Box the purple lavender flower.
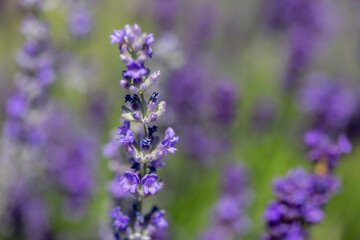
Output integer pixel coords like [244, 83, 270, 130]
[107, 24, 178, 239]
[6, 92, 28, 118]
[116, 121, 134, 144]
[161, 127, 179, 154]
[110, 29, 125, 44]
[119, 171, 140, 194]
[123, 60, 148, 80]
[299, 73, 358, 130]
[273, 168, 312, 205]
[304, 129, 351, 169]
[110, 207, 130, 228]
[308, 174, 340, 206]
[141, 174, 163, 195]
[151, 210, 168, 229]
[263, 166, 342, 239]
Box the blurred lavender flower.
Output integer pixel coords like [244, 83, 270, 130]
[2, 181, 51, 240]
[304, 129, 351, 170]
[167, 61, 238, 163]
[263, 167, 340, 239]
[110, 207, 129, 229]
[299, 73, 358, 132]
[42, 105, 97, 210]
[201, 163, 252, 240]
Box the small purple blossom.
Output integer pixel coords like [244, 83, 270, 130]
[110, 207, 129, 228]
[161, 127, 179, 154]
[110, 29, 125, 44]
[119, 171, 140, 194]
[299, 73, 358, 129]
[304, 130, 351, 168]
[273, 168, 312, 205]
[116, 121, 134, 144]
[263, 166, 341, 239]
[141, 174, 162, 195]
[6, 92, 28, 118]
[151, 210, 168, 229]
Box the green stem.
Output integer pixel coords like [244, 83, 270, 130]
[135, 92, 149, 219]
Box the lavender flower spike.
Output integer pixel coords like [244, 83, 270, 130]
[106, 24, 178, 239]
[118, 171, 140, 194]
[141, 174, 163, 195]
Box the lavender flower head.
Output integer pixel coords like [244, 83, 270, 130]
[304, 129, 351, 170]
[106, 24, 179, 239]
[118, 171, 140, 194]
[263, 167, 341, 240]
[299, 73, 358, 131]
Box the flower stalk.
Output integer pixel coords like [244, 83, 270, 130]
[107, 24, 178, 239]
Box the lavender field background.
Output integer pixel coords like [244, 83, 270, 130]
[1, 0, 360, 239]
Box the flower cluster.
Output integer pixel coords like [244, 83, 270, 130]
[42, 106, 97, 210]
[111, 24, 159, 93]
[304, 129, 351, 171]
[107, 24, 178, 239]
[262, 168, 340, 240]
[262, 130, 351, 239]
[201, 163, 251, 240]
[299, 73, 359, 133]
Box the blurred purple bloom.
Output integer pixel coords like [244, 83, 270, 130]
[110, 29, 125, 44]
[302, 205, 324, 223]
[304, 129, 351, 168]
[299, 73, 358, 129]
[6, 92, 27, 118]
[264, 202, 286, 222]
[273, 168, 312, 205]
[151, 210, 168, 229]
[110, 207, 129, 228]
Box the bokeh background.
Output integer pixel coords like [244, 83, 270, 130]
[0, 0, 360, 239]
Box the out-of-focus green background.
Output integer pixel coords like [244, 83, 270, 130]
[1, 0, 360, 239]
